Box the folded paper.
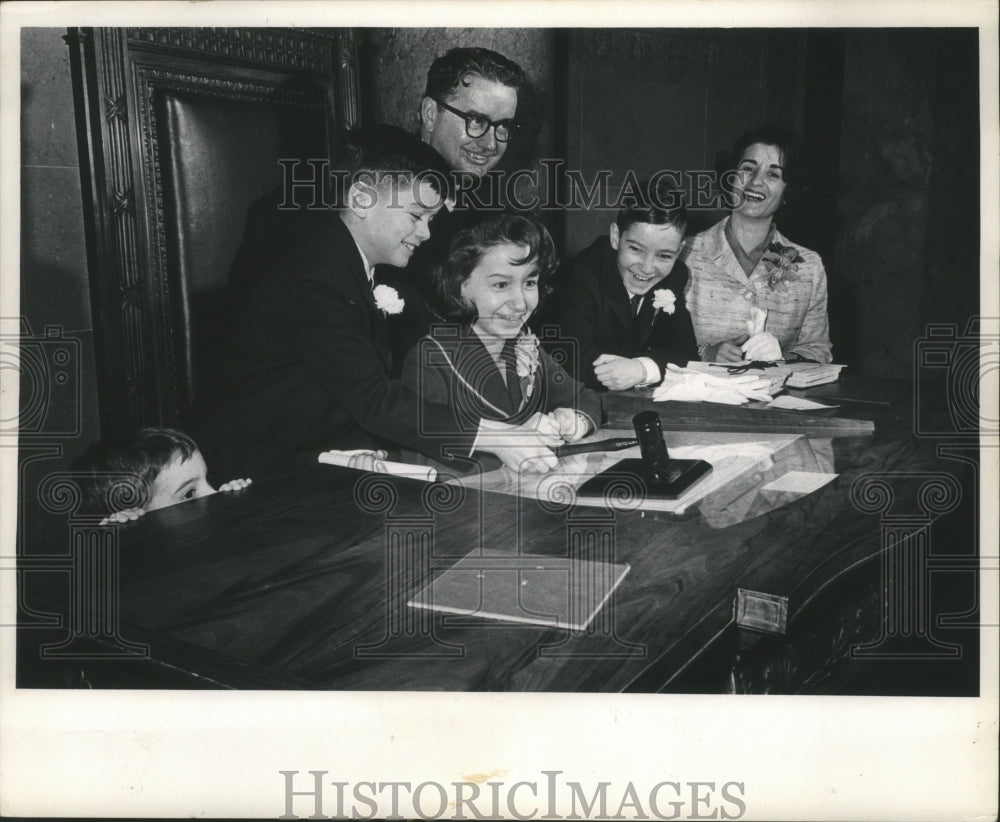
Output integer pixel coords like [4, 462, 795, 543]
[761, 470, 838, 495]
[784, 363, 846, 388]
[767, 395, 839, 411]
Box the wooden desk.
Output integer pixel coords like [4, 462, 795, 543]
[17, 378, 980, 693]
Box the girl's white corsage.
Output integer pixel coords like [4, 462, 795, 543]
[372, 284, 405, 315]
[514, 330, 541, 401]
[651, 288, 676, 315]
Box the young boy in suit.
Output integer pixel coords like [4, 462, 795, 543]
[197, 126, 563, 477]
[537, 189, 699, 391]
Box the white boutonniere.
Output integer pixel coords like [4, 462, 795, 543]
[372, 284, 405, 315]
[514, 330, 541, 400]
[651, 288, 676, 315]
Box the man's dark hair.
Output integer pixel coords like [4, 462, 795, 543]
[424, 47, 527, 102]
[430, 214, 557, 324]
[73, 426, 199, 516]
[337, 124, 454, 206]
[731, 125, 801, 187]
[615, 179, 688, 235]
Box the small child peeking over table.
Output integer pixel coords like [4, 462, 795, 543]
[75, 427, 253, 525]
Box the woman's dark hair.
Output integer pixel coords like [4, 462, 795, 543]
[430, 214, 558, 324]
[732, 125, 802, 187]
[73, 426, 199, 516]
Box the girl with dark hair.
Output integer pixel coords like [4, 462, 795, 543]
[683, 126, 832, 364]
[401, 215, 601, 471]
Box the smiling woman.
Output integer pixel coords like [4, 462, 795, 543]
[683, 126, 833, 365]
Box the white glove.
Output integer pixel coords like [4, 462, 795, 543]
[747, 307, 767, 337]
[741, 332, 782, 362]
[652, 365, 773, 405]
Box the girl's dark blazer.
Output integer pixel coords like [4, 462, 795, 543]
[400, 324, 602, 454]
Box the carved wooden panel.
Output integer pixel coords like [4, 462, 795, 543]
[65, 27, 361, 434]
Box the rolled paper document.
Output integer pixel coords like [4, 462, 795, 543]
[318, 449, 437, 482]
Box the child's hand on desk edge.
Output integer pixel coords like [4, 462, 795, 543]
[348, 450, 389, 473]
[100, 507, 145, 525]
[218, 478, 253, 492]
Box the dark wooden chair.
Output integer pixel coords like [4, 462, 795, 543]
[67, 27, 361, 433]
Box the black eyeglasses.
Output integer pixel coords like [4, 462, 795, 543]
[433, 98, 519, 143]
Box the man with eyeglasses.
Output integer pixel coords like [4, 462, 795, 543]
[380, 47, 530, 373]
[419, 47, 525, 179]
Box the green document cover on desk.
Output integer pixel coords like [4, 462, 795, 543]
[408, 551, 630, 631]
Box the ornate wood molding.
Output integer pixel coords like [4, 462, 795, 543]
[125, 27, 337, 74]
[67, 27, 361, 433]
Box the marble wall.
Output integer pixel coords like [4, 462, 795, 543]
[18, 27, 102, 531]
[833, 29, 979, 375]
[362, 28, 554, 224]
[560, 29, 807, 255]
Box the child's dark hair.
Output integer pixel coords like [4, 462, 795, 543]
[615, 178, 688, 235]
[335, 123, 453, 207]
[73, 427, 198, 516]
[430, 214, 558, 324]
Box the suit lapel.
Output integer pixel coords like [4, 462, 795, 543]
[329, 218, 392, 369]
[705, 216, 751, 285]
[502, 340, 524, 413]
[455, 333, 518, 416]
[599, 244, 634, 335]
[634, 295, 657, 349]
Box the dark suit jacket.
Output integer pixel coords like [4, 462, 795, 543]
[400, 324, 602, 473]
[195, 214, 471, 478]
[402, 324, 601, 433]
[536, 236, 699, 390]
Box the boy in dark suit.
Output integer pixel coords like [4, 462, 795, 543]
[197, 126, 562, 477]
[537, 191, 699, 391]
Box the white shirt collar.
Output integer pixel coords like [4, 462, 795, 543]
[350, 236, 374, 284]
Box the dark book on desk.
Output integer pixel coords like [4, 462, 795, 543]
[408, 551, 630, 631]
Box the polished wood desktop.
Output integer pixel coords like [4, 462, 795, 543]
[17, 377, 979, 693]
